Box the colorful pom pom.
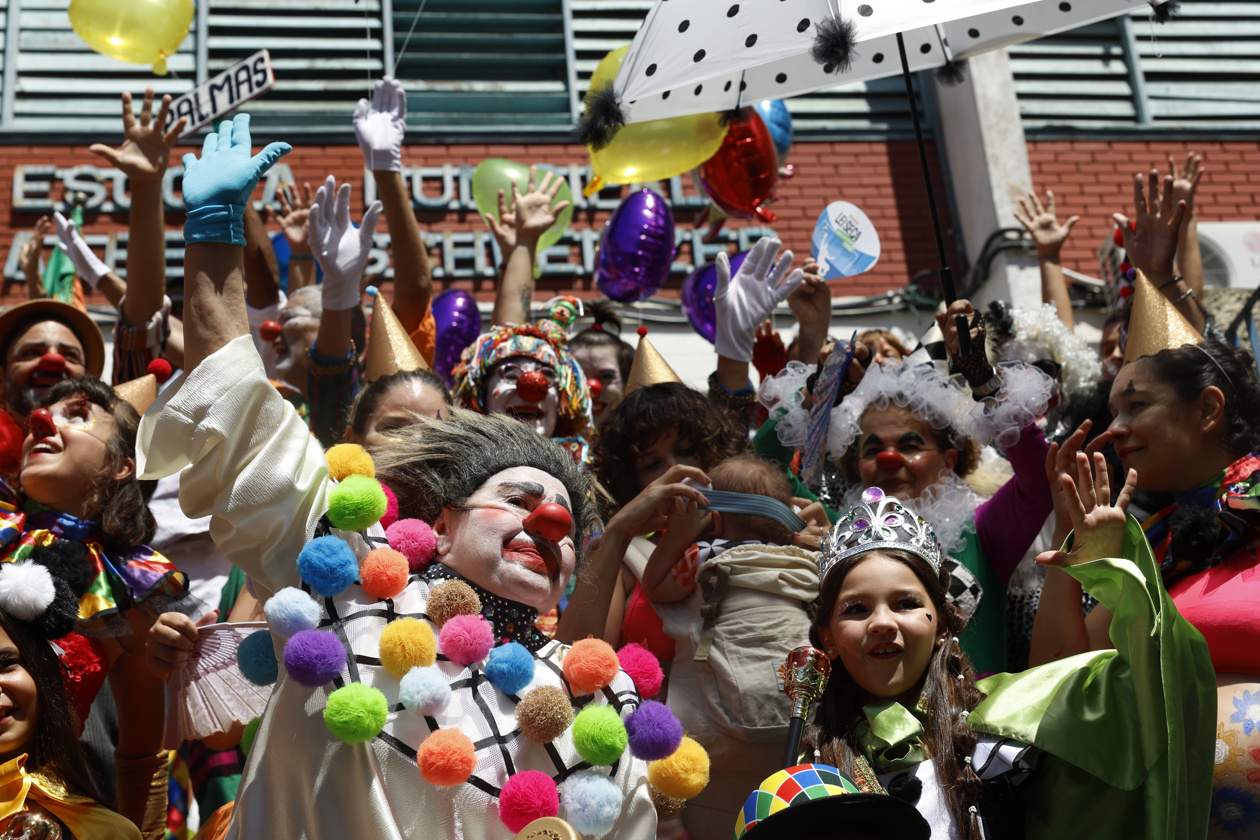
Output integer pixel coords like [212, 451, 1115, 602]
[325, 443, 376, 481]
[324, 683, 389, 744]
[426, 580, 481, 628]
[387, 519, 437, 570]
[380, 484, 399, 529]
[378, 617, 437, 678]
[560, 771, 624, 836]
[399, 665, 451, 715]
[297, 536, 359, 598]
[0, 561, 54, 621]
[438, 614, 494, 667]
[617, 643, 663, 699]
[263, 587, 321, 638]
[571, 705, 628, 766]
[359, 548, 409, 600]
[242, 716, 261, 755]
[498, 770, 559, 833]
[484, 642, 535, 696]
[647, 737, 709, 800]
[237, 629, 278, 686]
[416, 728, 477, 786]
[515, 686, 574, 744]
[563, 638, 620, 695]
[327, 474, 388, 532]
[625, 701, 683, 761]
[283, 630, 345, 687]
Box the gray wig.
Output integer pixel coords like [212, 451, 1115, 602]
[373, 408, 593, 559]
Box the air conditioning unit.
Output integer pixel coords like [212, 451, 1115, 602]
[1198, 222, 1260, 289]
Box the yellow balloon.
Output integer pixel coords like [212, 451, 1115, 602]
[584, 46, 728, 197]
[69, 0, 194, 76]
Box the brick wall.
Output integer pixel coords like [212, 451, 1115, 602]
[0, 139, 958, 308]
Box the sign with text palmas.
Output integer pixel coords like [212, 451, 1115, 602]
[164, 50, 275, 138]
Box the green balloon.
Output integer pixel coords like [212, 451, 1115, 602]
[472, 158, 574, 259]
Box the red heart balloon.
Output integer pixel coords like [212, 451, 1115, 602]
[698, 108, 780, 224]
[523, 503, 572, 544]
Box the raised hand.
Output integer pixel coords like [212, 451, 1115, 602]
[935, 298, 997, 393]
[90, 89, 187, 183]
[18, 216, 51, 280]
[483, 187, 518, 258]
[607, 464, 711, 538]
[752, 319, 787, 380]
[788, 259, 832, 332]
[1037, 451, 1136, 568]
[511, 166, 570, 241]
[265, 182, 314, 251]
[1014, 189, 1079, 259]
[714, 237, 804, 363]
[145, 610, 218, 679]
[1045, 420, 1092, 537]
[353, 75, 407, 173]
[181, 113, 291, 244]
[1167, 152, 1205, 217]
[307, 174, 383, 311]
[1113, 170, 1186, 286]
[53, 211, 110, 289]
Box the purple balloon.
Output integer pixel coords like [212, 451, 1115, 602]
[594, 188, 676, 303]
[681, 251, 749, 344]
[431, 289, 483, 387]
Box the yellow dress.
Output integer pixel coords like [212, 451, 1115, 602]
[0, 754, 139, 839]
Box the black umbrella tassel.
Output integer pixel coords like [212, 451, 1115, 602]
[812, 16, 857, 73]
[577, 83, 627, 152]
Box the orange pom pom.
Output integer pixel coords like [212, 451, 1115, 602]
[360, 548, 409, 600]
[562, 638, 621, 695]
[416, 728, 478, 787]
[326, 443, 376, 481]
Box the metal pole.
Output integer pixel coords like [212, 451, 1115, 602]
[195, 0, 209, 86]
[895, 31, 956, 303]
[1118, 14, 1153, 126]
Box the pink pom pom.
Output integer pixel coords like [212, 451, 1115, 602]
[379, 484, 399, 529]
[387, 519, 437, 571]
[498, 770, 559, 833]
[563, 638, 621, 696]
[617, 642, 664, 699]
[438, 614, 495, 667]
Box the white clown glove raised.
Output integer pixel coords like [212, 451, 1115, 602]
[353, 76, 407, 173]
[713, 237, 803, 363]
[307, 175, 383, 312]
[52, 212, 109, 290]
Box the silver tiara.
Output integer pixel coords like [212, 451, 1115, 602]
[819, 487, 944, 583]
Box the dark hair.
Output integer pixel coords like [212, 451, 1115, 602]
[708, 454, 795, 545]
[0, 610, 109, 807]
[805, 549, 985, 840]
[373, 408, 593, 565]
[570, 302, 635, 385]
[35, 378, 156, 551]
[348, 369, 453, 438]
[1142, 340, 1260, 458]
[1, 313, 87, 368]
[591, 383, 746, 509]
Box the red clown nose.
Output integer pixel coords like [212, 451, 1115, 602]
[516, 369, 550, 404]
[523, 503, 571, 545]
[37, 354, 66, 373]
[28, 408, 56, 439]
[875, 450, 905, 472]
[260, 321, 283, 343]
[589, 379, 603, 400]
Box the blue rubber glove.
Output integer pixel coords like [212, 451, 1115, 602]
[181, 113, 291, 245]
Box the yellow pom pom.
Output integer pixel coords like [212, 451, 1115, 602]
[326, 443, 376, 481]
[378, 617, 436, 678]
[647, 736, 709, 800]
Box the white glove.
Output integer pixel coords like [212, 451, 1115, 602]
[53, 211, 109, 290]
[713, 237, 803, 363]
[353, 75, 406, 173]
[307, 175, 383, 312]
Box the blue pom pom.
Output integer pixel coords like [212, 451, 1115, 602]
[263, 587, 322, 638]
[484, 641, 535, 696]
[398, 665, 451, 715]
[559, 771, 624, 835]
[297, 536, 359, 598]
[365, 285, 379, 298]
[238, 629, 278, 686]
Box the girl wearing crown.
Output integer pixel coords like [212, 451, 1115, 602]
[803, 448, 1214, 839]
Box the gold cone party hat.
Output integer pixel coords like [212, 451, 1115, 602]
[113, 374, 157, 415]
[365, 293, 430, 383]
[1123, 270, 1204, 364]
[624, 327, 683, 396]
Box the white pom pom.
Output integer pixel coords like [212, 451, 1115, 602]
[0, 562, 55, 621]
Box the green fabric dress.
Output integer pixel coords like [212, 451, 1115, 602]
[968, 516, 1215, 839]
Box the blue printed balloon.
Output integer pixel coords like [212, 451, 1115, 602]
[754, 99, 793, 163]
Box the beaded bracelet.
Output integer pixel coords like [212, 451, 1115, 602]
[707, 371, 757, 408]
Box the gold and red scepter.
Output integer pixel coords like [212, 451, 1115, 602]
[780, 646, 832, 768]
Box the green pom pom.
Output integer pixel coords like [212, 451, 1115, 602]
[327, 475, 388, 532]
[571, 704, 628, 766]
[242, 716, 261, 755]
[324, 682, 389, 744]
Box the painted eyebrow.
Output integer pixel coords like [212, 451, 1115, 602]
[498, 480, 571, 513]
[861, 433, 885, 449]
[898, 432, 925, 445]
